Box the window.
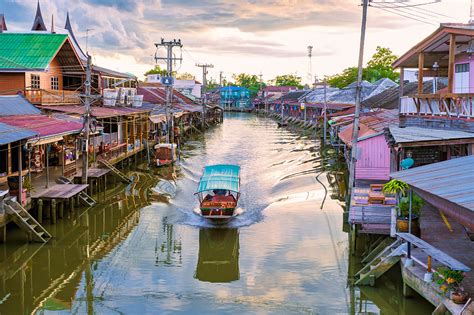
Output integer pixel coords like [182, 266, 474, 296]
[455, 63, 469, 73]
[31, 74, 40, 89]
[51, 76, 59, 90]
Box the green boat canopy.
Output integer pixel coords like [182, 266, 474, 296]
[196, 164, 240, 193]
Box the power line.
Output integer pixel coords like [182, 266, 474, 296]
[374, 3, 442, 24]
[372, 4, 438, 25]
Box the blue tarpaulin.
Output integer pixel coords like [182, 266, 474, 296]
[196, 164, 240, 193]
[0, 122, 36, 145]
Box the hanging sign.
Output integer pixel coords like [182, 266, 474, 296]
[161, 77, 174, 86]
[300, 103, 305, 110]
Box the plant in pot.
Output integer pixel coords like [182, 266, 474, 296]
[434, 267, 469, 304]
[22, 176, 35, 197]
[383, 179, 424, 236]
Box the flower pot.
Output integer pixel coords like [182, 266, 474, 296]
[396, 216, 420, 237]
[450, 291, 469, 304]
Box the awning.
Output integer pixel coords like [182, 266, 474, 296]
[391, 156, 474, 230]
[150, 115, 166, 124]
[196, 164, 240, 193]
[0, 115, 83, 144]
[0, 122, 36, 145]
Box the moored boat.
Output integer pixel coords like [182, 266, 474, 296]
[195, 164, 241, 220]
[154, 143, 177, 167]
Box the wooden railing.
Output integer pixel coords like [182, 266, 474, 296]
[24, 89, 81, 105]
[400, 94, 474, 119]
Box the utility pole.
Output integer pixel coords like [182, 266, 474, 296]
[323, 79, 328, 145]
[81, 54, 92, 184]
[307, 45, 313, 85]
[196, 63, 214, 129]
[219, 71, 223, 87]
[348, 0, 370, 201]
[154, 39, 183, 144]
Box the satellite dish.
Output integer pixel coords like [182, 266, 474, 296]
[401, 157, 414, 170]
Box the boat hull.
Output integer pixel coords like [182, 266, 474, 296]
[200, 207, 236, 220]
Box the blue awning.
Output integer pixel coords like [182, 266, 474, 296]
[196, 164, 240, 193]
[0, 122, 37, 145]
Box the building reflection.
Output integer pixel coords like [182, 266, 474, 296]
[0, 175, 152, 314]
[195, 228, 240, 283]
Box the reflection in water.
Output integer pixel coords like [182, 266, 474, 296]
[0, 113, 435, 314]
[195, 228, 239, 283]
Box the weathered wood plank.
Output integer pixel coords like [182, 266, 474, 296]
[397, 232, 471, 271]
[33, 184, 88, 200]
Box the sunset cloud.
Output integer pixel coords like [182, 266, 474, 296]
[1, 0, 470, 81]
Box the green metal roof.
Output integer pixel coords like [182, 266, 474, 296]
[196, 164, 241, 193]
[0, 33, 67, 70]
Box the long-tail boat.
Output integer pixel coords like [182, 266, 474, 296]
[195, 164, 241, 220]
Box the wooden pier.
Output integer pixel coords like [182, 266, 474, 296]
[74, 167, 111, 195]
[32, 184, 88, 224]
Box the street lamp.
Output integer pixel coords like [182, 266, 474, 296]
[432, 61, 439, 94]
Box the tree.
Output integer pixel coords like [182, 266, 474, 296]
[326, 46, 400, 88]
[272, 74, 303, 88]
[232, 73, 264, 97]
[207, 79, 219, 90]
[176, 72, 195, 80]
[144, 65, 168, 77]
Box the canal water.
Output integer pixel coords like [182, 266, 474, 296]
[0, 113, 434, 314]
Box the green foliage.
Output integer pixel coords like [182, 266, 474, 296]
[207, 79, 219, 90]
[144, 65, 169, 77]
[176, 72, 195, 80]
[326, 46, 400, 88]
[232, 73, 264, 97]
[272, 74, 303, 88]
[383, 179, 409, 196]
[434, 267, 465, 294]
[23, 176, 34, 193]
[398, 194, 424, 218]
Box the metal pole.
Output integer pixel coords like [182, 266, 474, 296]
[165, 45, 171, 144]
[45, 144, 49, 188]
[347, 0, 369, 200]
[323, 79, 328, 145]
[81, 54, 92, 184]
[408, 189, 413, 234]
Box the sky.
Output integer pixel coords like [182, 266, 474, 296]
[1, 0, 472, 83]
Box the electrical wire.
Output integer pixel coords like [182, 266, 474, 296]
[371, 4, 439, 25]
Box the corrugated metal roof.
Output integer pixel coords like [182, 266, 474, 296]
[38, 105, 150, 118]
[0, 115, 82, 138]
[0, 122, 36, 145]
[0, 95, 41, 115]
[391, 156, 474, 212]
[388, 125, 474, 144]
[0, 33, 67, 70]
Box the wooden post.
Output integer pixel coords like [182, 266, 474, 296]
[45, 144, 49, 188]
[0, 225, 6, 243]
[18, 140, 23, 206]
[448, 34, 456, 94]
[427, 255, 432, 273]
[58, 201, 64, 218]
[390, 207, 397, 238]
[399, 67, 405, 111]
[37, 199, 43, 224]
[51, 199, 57, 224]
[7, 143, 11, 175]
[418, 53, 424, 95]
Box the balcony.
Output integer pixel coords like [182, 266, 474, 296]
[400, 94, 474, 131]
[25, 89, 81, 105]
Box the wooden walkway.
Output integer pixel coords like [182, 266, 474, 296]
[32, 184, 88, 200]
[349, 185, 396, 235]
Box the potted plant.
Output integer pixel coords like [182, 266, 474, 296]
[23, 176, 34, 197]
[434, 267, 469, 304]
[383, 179, 424, 236]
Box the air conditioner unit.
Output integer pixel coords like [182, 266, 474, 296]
[132, 95, 143, 108]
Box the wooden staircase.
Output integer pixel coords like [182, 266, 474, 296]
[98, 159, 133, 184]
[56, 177, 97, 207]
[355, 239, 405, 286]
[5, 199, 51, 243]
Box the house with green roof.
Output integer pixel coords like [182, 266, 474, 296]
[0, 32, 84, 105]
